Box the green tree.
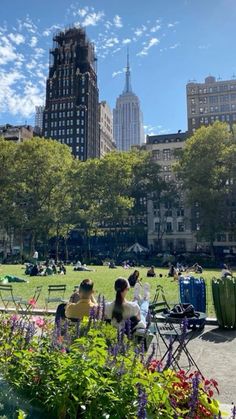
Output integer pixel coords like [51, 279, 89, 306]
[12, 138, 73, 256]
[175, 122, 236, 253]
[0, 139, 18, 257]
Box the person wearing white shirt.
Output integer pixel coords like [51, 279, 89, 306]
[105, 277, 147, 331]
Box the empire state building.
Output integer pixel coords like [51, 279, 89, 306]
[113, 55, 144, 151]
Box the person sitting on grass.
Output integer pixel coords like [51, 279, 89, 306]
[55, 279, 97, 323]
[221, 264, 232, 278]
[128, 269, 141, 287]
[147, 266, 156, 277]
[105, 278, 149, 333]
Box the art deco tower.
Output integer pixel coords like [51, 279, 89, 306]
[42, 27, 99, 160]
[113, 54, 144, 151]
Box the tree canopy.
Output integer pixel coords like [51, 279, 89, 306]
[174, 122, 236, 249]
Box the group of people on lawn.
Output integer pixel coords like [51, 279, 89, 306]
[55, 273, 150, 334]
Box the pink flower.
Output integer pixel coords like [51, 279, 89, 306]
[10, 314, 20, 322]
[28, 298, 37, 307]
[35, 317, 45, 328]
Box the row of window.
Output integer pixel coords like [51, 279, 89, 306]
[49, 102, 74, 111]
[192, 114, 236, 125]
[154, 222, 185, 233]
[46, 110, 85, 119]
[191, 104, 236, 114]
[188, 83, 236, 95]
[45, 120, 85, 129]
[153, 208, 185, 217]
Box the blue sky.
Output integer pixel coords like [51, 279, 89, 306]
[1, 0, 236, 135]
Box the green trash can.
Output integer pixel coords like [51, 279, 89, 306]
[212, 276, 236, 329]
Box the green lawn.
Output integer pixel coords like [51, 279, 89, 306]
[0, 264, 220, 316]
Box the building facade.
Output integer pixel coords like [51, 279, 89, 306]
[35, 106, 45, 135]
[187, 75, 236, 133]
[99, 101, 116, 157]
[143, 132, 196, 252]
[0, 124, 34, 142]
[42, 27, 99, 160]
[113, 54, 144, 151]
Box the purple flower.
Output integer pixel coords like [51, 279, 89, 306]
[25, 322, 36, 345]
[137, 384, 147, 419]
[188, 372, 200, 417]
[164, 336, 173, 369]
[124, 318, 132, 339]
[101, 296, 105, 320]
[76, 320, 81, 338]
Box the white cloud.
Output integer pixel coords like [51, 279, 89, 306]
[29, 36, 38, 47]
[42, 24, 62, 37]
[167, 21, 179, 28]
[137, 37, 159, 56]
[104, 21, 112, 29]
[122, 38, 131, 44]
[134, 25, 147, 37]
[198, 44, 211, 50]
[78, 7, 89, 17]
[8, 33, 25, 45]
[169, 43, 180, 49]
[112, 68, 125, 78]
[82, 12, 104, 27]
[104, 37, 119, 48]
[0, 36, 23, 65]
[18, 17, 38, 34]
[113, 15, 123, 28]
[150, 25, 161, 33]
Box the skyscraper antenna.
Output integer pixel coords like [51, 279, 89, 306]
[124, 47, 132, 93]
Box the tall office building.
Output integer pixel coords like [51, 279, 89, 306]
[113, 54, 144, 151]
[42, 27, 99, 160]
[35, 105, 44, 134]
[99, 101, 116, 157]
[187, 76, 236, 133]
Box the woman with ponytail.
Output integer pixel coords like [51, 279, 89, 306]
[105, 277, 145, 331]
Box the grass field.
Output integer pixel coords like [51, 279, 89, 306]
[0, 264, 221, 316]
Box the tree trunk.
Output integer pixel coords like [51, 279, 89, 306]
[30, 232, 35, 256]
[64, 237, 69, 262]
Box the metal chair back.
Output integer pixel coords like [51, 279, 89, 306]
[0, 284, 22, 311]
[45, 284, 67, 310]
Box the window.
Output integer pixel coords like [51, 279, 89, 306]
[220, 104, 230, 112]
[163, 149, 171, 160]
[166, 222, 173, 233]
[178, 222, 185, 232]
[209, 96, 218, 104]
[177, 208, 184, 217]
[152, 150, 160, 160]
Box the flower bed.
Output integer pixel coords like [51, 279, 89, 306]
[0, 312, 222, 419]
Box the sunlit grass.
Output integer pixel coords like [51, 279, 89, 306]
[0, 264, 220, 316]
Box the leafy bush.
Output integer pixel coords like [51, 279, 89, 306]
[0, 313, 221, 418]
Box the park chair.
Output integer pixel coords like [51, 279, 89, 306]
[149, 285, 201, 372]
[19, 286, 42, 319]
[45, 284, 67, 311]
[0, 284, 22, 312]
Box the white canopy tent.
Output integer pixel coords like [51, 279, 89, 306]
[125, 242, 149, 254]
